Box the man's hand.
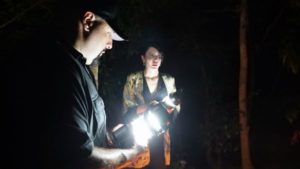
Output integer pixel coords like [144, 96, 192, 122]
[115, 146, 148, 169]
[122, 145, 147, 161]
[87, 145, 147, 169]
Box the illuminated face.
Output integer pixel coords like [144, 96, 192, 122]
[84, 16, 113, 65]
[142, 47, 163, 70]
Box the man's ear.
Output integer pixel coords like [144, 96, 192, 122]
[82, 11, 95, 32]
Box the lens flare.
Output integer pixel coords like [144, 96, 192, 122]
[131, 116, 153, 146]
[146, 111, 162, 132]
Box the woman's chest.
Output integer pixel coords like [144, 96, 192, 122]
[145, 78, 159, 93]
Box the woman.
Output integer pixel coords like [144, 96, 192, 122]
[122, 44, 180, 169]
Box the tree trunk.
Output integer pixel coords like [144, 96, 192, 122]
[239, 0, 254, 169]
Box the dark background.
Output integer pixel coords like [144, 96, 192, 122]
[1, 0, 299, 169]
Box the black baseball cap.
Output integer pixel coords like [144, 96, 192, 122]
[84, 0, 126, 41]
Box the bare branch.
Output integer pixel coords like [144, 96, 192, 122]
[0, 0, 48, 30]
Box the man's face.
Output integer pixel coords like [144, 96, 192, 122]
[84, 16, 113, 64]
[142, 47, 163, 70]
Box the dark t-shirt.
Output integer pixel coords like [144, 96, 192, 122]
[3, 37, 107, 169]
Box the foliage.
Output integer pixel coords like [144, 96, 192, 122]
[279, 0, 300, 74]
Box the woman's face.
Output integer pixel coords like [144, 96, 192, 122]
[142, 47, 163, 70]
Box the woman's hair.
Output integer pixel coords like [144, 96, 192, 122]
[140, 42, 165, 60]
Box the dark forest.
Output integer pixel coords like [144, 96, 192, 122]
[1, 0, 299, 169]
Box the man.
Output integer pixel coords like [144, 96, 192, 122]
[3, 0, 144, 169]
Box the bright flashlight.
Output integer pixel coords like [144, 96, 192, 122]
[146, 111, 162, 132]
[110, 108, 168, 147]
[110, 91, 182, 148]
[131, 110, 166, 146]
[131, 115, 153, 146]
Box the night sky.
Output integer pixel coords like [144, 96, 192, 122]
[1, 0, 299, 169]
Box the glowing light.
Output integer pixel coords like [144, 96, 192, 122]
[146, 111, 162, 132]
[131, 116, 153, 146]
[112, 93, 180, 147]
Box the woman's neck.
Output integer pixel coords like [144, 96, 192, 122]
[144, 69, 159, 78]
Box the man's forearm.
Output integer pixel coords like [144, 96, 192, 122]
[85, 147, 142, 169]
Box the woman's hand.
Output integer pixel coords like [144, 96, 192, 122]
[136, 105, 148, 114]
[149, 100, 159, 105]
[136, 100, 159, 114]
[166, 107, 175, 114]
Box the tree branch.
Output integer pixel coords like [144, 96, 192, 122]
[0, 0, 48, 30]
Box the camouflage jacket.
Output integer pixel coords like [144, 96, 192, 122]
[122, 71, 180, 168]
